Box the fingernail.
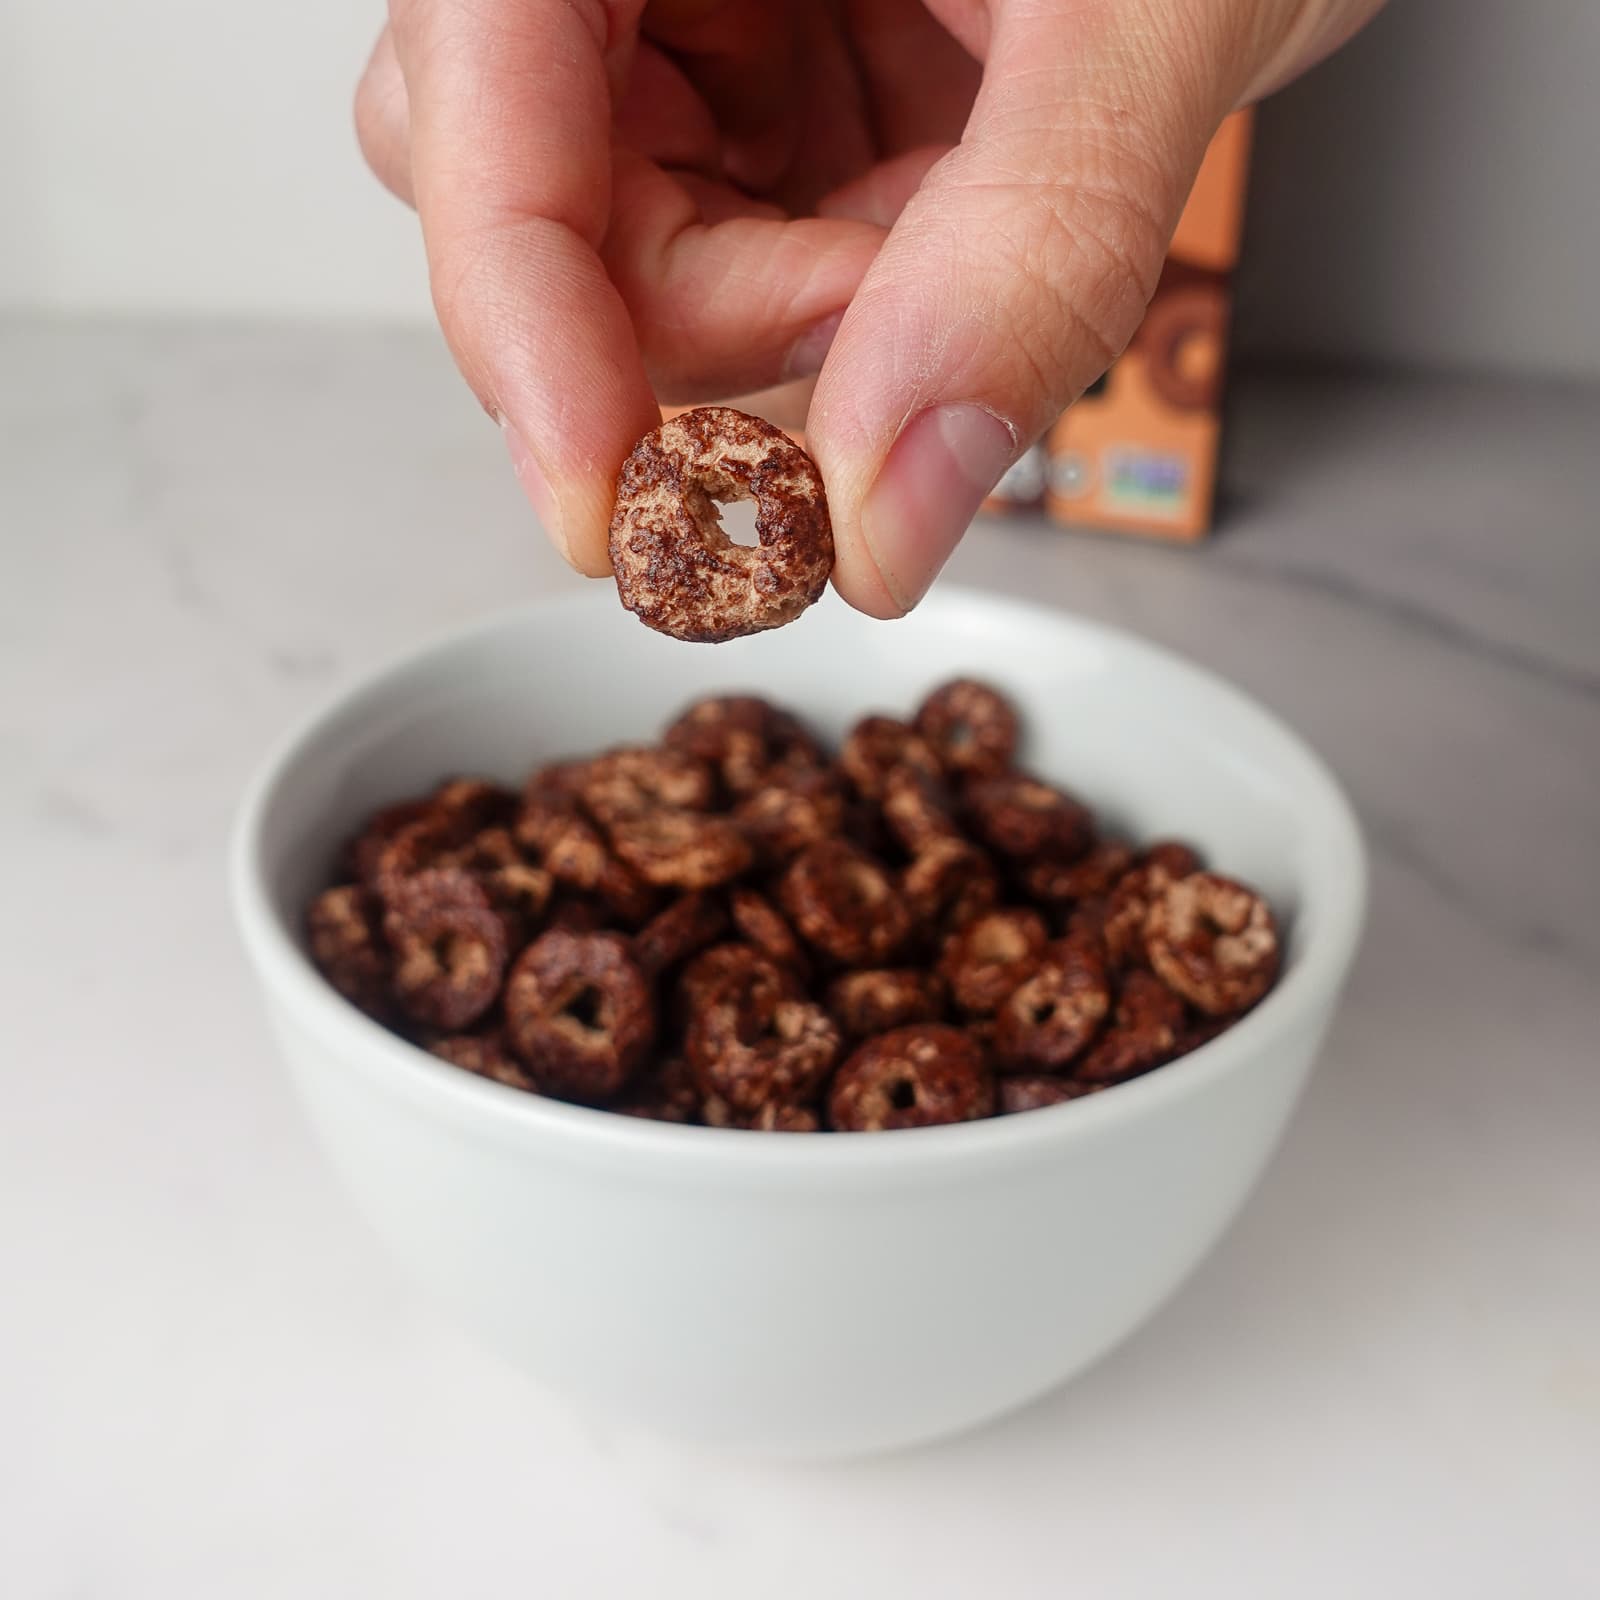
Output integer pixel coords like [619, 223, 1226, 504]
[860, 404, 1017, 611]
[501, 419, 570, 563]
[782, 312, 844, 383]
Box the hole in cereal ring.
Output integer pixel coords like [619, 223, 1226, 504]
[888, 1077, 917, 1112]
[717, 496, 761, 547]
[609, 408, 834, 643]
[564, 984, 605, 1032]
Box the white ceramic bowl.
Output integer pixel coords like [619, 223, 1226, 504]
[231, 586, 1365, 1459]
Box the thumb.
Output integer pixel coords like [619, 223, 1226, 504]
[807, 0, 1255, 617]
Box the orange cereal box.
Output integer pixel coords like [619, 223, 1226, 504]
[1041, 110, 1253, 540]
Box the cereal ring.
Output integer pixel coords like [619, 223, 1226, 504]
[431, 778, 518, 828]
[341, 798, 432, 885]
[610, 408, 834, 643]
[964, 772, 1093, 861]
[779, 839, 913, 968]
[824, 968, 947, 1039]
[424, 1030, 535, 1092]
[998, 1076, 1101, 1114]
[938, 907, 1049, 1016]
[687, 976, 841, 1116]
[1100, 842, 1204, 968]
[675, 943, 798, 1033]
[593, 857, 665, 928]
[1019, 840, 1135, 908]
[733, 768, 846, 864]
[441, 826, 554, 937]
[521, 759, 594, 807]
[382, 867, 511, 1031]
[838, 716, 941, 802]
[901, 837, 1001, 935]
[703, 1096, 821, 1132]
[1144, 872, 1280, 1016]
[828, 1025, 994, 1131]
[581, 747, 716, 816]
[1074, 969, 1187, 1084]
[603, 806, 753, 890]
[307, 884, 392, 1020]
[504, 929, 656, 1103]
[729, 887, 810, 977]
[663, 695, 824, 797]
[517, 797, 611, 890]
[633, 892, 730, 980]
[914, 679, 1019, 778]
[880, 765, 963, 856]
[613, 1055, 702, 1123]
[993, 933, 1111, 1071]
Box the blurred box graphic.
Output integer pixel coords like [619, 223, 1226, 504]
[987, 110, 1254, 540]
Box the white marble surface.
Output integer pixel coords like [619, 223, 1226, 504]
[3, 319, 1597, 1597]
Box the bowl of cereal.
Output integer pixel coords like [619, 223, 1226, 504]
[231, 584, 1365, 1459]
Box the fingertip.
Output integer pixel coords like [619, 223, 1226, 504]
[503, 418, 614, 577]
[558, 475, 620, 580]
[830, 550, 911, 621]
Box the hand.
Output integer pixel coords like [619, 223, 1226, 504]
[357, 0, 1382, 615]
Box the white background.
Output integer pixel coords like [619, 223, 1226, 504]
[4, 0, 1598, 379]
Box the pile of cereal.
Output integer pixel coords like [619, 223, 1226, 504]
[307, 683, 1282, 1132]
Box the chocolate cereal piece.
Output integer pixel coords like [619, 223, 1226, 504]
[307, 884, 392, 1020]
[703, 1096, 821, 1132]
[993, 933, 1111, 1071]
[914, 679, 1019, 778]
[1101, 842, 1204, 968]
[998, 1076, 1101, 1114]
[424, 1030, 535, 1092]
[964, 772, 1093, 861]
[613, 1055, 702, 1123]
[504, 929, 656, 1102]
[838, 715, 941, 802]
[732, 768, 846, 864]
[880, 765, 963, 856]
[728, 887, 810, 977]
[1144, 872, 1280, 1016]
[603, 805, 752, 891]
[663, 695, 824, 796]
[687, 960, 841, 1115]
[779, 839, 912, 968]
[828, 1025, 994, 1132]
[1075, 969, 1187, 1084]
[825, 968, 947, 1039]
[901, 837, 1001, 935]
[1020, 840, 1135, 908]
[632, 892, 730, 980]
[938, 907, 1049, 1016]
[382, 867, 511, 1031]
[609, 408, 834, 643]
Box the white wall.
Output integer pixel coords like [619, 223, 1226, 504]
[3, 0, 1597, 380]
[1237, 0, 1600, 380]
[1, 1, 429, 321]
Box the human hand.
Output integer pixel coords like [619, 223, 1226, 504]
[357, 0, 1382, 615]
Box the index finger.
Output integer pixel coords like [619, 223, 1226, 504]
[390, 0, 660, 572]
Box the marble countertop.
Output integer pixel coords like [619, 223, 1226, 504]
[4, 320, 1597, 1598]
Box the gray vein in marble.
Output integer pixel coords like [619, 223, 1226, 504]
[1364, 811, 1592, 972]
[35, 785, 116, 837]
[1214, 551, 1600, 703]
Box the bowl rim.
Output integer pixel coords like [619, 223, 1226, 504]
[230, 584, 1367, 1176]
